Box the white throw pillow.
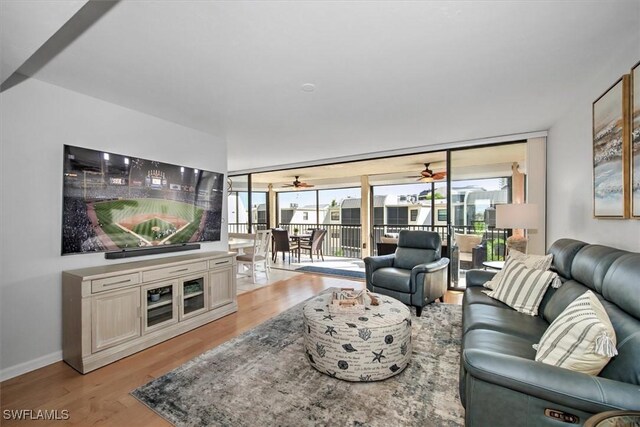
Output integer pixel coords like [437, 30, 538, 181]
[483, 250, 553, 290]
[483, 259, 558, 316]
[534, 291, 617, 375]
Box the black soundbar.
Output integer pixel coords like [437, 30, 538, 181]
[104, 243, 201, 259]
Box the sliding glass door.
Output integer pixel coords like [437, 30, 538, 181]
[448, 143, 526, 289]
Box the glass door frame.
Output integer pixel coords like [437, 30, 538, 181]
[141, 280, 179, 334]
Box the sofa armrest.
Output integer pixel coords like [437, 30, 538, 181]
[411, 258, 449, 295]
[364, 254, 395, 271]
[463, 349, 640, 413]
[364, 254, 396, 291]
[411, 258, 449, 277]
[465, 269, 497, 288]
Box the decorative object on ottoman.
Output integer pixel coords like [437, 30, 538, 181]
[329, 288, 378, 315]
[303, 292, 412, 381]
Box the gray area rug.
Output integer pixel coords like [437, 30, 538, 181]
[132, 295, 465, 427]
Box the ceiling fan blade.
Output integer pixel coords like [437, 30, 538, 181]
[432, 172, 447, 180]
[298, 183, 314, 188]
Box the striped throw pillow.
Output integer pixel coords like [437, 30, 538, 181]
[484, 251, 554, 290]
[534, 291, 617, 375]
[483, 259, 558, 316]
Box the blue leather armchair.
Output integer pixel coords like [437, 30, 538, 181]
[364, 230, 449, 316]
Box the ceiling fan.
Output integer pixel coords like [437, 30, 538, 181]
[282, 176, 314, 189]
[408, 163, 447, 182]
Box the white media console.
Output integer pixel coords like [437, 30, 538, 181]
[62, 251, 237, 374]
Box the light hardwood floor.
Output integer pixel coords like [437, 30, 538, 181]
[0, 274, 463, 426]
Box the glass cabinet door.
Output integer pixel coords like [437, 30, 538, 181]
[181, 275, 208, 320]
[143, 282, 178, 333]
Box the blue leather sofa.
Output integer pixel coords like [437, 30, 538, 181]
[460, 239, 640, 426]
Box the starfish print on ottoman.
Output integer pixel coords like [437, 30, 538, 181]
[372, 349, 386, 363]
[325, 326, 337, 337]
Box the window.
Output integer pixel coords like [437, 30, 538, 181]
[373, 207, 384, 225]
[341, 208, 360, 225]
[330, 211, 340, 221]
[280, 209, 294, 224]
[303, 212, 309, 220]
[386, 206, 408, 225]
[438, 209, 447, 222]
[410, 209, 418, 222]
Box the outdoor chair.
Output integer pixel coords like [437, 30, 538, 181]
[299, 229, 326, 262]
[272, 228, 299, 263]
[236, 229, 271, 283]
[364, 230, 449, 316]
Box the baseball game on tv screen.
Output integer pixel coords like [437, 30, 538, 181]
[62, 145, 224, 255]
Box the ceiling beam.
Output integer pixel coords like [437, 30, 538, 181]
[1, 0, 120, 93]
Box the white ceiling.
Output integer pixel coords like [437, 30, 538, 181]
[0, 0, 87, 83]
[2, 1, 639, 172]
[242, 143, 526, 189]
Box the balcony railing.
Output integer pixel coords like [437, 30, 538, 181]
[229, 222, 510, 264]
[228, 223, 268, 234]
[373, 224, 510, 262]
[278, 223, 362, 258]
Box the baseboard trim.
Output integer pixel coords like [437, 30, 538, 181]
[0, 351, 62, 382]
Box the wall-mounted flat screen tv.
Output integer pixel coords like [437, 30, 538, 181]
[62, 145, 223, 255]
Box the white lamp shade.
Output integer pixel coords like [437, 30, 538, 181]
[495, 203, 539, 229]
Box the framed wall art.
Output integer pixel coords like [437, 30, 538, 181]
[592, 75, 631, 218]
[631, 61, 640, 218]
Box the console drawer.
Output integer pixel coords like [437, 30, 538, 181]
[142, 261, 208, 282]
[91, 273, 140, 293]
[209, 258, 233, 269]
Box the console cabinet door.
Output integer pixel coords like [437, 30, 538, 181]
[180, 274, 208, 321]
[142, 281, 179, 334]
[209, 267, 234, 309]
[92, 288, 141, 353]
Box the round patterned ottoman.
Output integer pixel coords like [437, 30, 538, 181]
[302, 292, 412, 381]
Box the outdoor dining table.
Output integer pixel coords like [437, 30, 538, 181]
[289, 233, 311, 262]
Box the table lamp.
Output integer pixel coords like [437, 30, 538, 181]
[495, 203, 539, 254]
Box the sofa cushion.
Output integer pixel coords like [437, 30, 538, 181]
[371, 268, 411, 293]
[463, 329, 538, 360]
[463, 287, 509, 308]
[542, 280, 591, 324]
[547, 239, 588, 280]
[463, 303, 549, 342]
[601, 254, 640, 319]
[599, 299, 640, 386]
[535, 291, 617, 375]
[394, 231, 441, 270]
[483, 260, 558, 316]
[484, 251, 553, 290]
[570, 245, 627, 293]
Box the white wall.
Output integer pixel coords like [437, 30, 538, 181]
[547, 38, 640, 251]
[0, 79, 227, 380]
